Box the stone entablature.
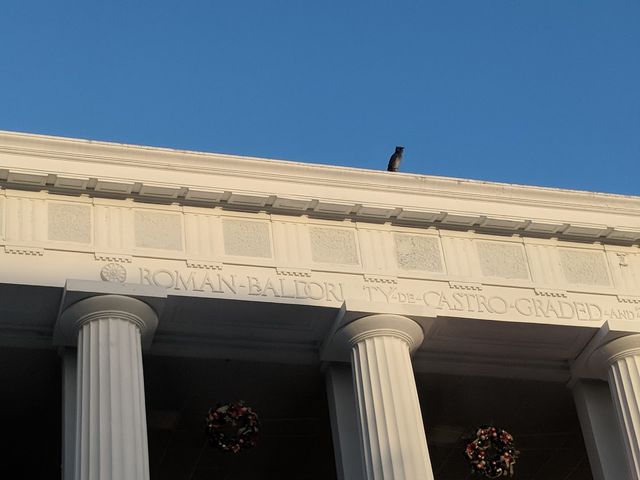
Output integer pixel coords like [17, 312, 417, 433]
[1, 187, 640, 328]
[2, 130, 640, 343]
[1, 130, 640, 245]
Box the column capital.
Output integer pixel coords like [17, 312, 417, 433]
[53, 279, 166, 350]
[597, 335, 640, 366]
[323, 314, 425, 362]
[571, 321, 640, 381]
[339, 314, 424, 350]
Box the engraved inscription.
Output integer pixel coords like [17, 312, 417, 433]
[48, 203, 91, 243]
[477, 241, 529, 280]
[138, 268, 344, 302]
[394, 234, 443, 272]
[223, 219, 272, 258]
[363, 286, 605, 321]
[560, 249, 610, 286]
[310, 227, 359, 265]
[134, 211, 183, 250]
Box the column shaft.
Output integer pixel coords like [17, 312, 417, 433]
[351, 335, 433, 480]
[325, 363, 365, 480]
[62, 349, 78, 480]
[571, 379, 630, 480]
[608, 355, 640, 480]
[75, 316, 150, 480]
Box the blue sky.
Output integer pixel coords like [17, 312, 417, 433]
[1, 1, 639, 194]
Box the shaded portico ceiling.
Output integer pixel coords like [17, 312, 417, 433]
[0, 281, 599, 383]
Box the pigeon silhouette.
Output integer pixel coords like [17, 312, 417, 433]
[387, 146, 404, 172]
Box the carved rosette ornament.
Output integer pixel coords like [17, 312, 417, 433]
[101, 263, 127, 283]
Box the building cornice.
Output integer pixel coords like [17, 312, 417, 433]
[1, 130, 639, 244]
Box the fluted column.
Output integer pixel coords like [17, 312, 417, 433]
[570, 379, 631, 480]
[57, 294, 159, 480]
[598, 335, 640, 480]
[337, 314, 433, 480]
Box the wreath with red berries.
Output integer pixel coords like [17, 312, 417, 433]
[205, 402, 260, 453]
[464, 426, 519, 478]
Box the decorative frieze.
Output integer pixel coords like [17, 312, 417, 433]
[2, 188, 640, 305]
[476, 241, 529, 280]
[534, 288, 568, 298]
[5, 196, 47, 242]
[272, 221, 308, 265]
[48, 203, 91, 244]
[94, 253, 132, 263]
[560, 248, 611, 287]
[0, 195, 4, 240]
[364, 274, 398, 284]
[310, 226, 359, 265]
[276, 267, 311, 277]
[448, 281, 483, 291]
[134, 210, 183, 251]
[617, 295, 640, 304]
[186, 259, 223, 270]
[94, 205, 129, 251]
[223, 219, 272, 258]
[394, 234, 444, 272]
[4, 245, 44, 256]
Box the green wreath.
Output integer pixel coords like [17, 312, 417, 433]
[465, 426, 519, 478]
[205, 401, 260, 453]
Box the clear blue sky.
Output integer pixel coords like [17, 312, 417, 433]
[1, 1, 639, 194]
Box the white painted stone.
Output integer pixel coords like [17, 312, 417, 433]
[0, 194, 4, 240]
[48, 202, 92, 243]
[596, 335, 640, 479]
[476, 240, 529, 280]
[394, 234, 443, 272]
[336, 315, 434, 480]
[223, 218, 272, 258]
[325, 363, 365, 480]
[5, 130, 640, 479]
[6, 195, 47, 242]
[560, 248, 611, 286]
[62, 349, 78, 480]
[571, 379, 631, 480]
[134, 210, 182, 251]
[310, 226, 359, 265]
[58, 294, 159, 480]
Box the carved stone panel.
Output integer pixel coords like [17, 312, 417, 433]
[48, 203, 91, 243]
[310, 226, 359, 265]
[559, 248, 611, 286]
[223, 219, 272, 258]
[134, 210, 183, 251]
[476, 241, 529, 280]
[394, 234, 444, 272]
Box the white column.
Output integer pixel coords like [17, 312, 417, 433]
[57, 294, 159, 480]
[571, 379, 631, 480]
[62, 348, 78, 480]
[324, 363, 365, 480]
[336, 314, 433, 480]
[597, 335, 640, 480]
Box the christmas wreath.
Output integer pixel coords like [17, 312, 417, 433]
[205, 401, 260, 453]
[464, 426, 519, 478]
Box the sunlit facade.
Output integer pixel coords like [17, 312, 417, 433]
[1, 130, 638, 479]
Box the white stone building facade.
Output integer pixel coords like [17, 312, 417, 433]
[1, 130, 639, 479]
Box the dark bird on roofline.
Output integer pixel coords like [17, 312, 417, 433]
[387, 146, 404, 172]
